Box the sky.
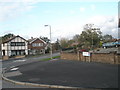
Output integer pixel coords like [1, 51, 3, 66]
[0, 0, 119, 42]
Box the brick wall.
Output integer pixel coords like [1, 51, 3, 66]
[14, 55, 25, 59]
[61, 52, 120, 64]
[2, 55, 25, 60]
[2, 56, 9, 60]
[115, 54, 120, 64]
[61, 52, 78, 61]
[91, 53, 115, 64]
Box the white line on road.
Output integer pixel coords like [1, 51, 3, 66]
[13, 59, 26, 62]
[50, 59, 58, 61]
[11, 67, 19, 71]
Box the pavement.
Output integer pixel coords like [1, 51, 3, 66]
[3, 59, 118, 89]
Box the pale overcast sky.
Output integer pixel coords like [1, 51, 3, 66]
[0, 0, 118, 42]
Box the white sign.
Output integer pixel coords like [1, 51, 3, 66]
[82, 52, 90, 56]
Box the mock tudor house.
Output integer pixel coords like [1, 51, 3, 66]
[28, 38, 47, 55]
[1, 35, 28, 60]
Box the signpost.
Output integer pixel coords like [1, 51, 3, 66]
[82, 52, 91, 62]
[82, 52, 90, 56]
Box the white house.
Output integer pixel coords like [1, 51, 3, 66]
[1, 35, 28, 59]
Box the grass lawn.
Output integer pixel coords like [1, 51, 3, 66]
[41, 56, 60, 61]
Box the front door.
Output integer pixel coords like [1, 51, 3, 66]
[2, 50, 5, 56]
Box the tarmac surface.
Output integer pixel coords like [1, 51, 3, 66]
[4, 59, 118, 88]
[2, 53, 60, 89]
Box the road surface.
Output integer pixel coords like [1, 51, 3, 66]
[4, 59, 118, 88]
[1, 53, 60, 89]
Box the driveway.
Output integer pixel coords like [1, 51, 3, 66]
[4, 59, 118, 88]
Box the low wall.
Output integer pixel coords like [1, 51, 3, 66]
[2, 55, 25, 60]
[2, 56, 9, 60]
[115, 54, 120, 64]
[91, 53, 115, 64]
[14, 55, 25, 59]
[61, 52, 120, 64]
[61, 53, 78, 61]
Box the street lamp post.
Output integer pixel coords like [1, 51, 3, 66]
[44, 25, 53, 60]
[91, 29, 94, 51]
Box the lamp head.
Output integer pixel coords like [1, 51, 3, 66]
[44, 25, 49, 27]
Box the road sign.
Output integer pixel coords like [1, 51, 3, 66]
[82, 52, 90, 56]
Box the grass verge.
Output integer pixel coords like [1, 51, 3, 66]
[41, 56, 60, 61]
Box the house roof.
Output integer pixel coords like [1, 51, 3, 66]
[2, 35, 27, 43]
[71, 42, 79, 46]
[28, 38, 46, 44]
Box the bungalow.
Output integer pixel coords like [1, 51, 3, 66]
[28, 38, 47, 55]
[1, 35, 28, 60]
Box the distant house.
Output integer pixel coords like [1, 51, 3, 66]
[1, 35, 28, 60]
[71, 42, 79, 47]
[28, 38, 47, 55]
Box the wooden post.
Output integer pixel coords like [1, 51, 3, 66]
[77, 51, 80, 61]
[89, 56, 90, 62]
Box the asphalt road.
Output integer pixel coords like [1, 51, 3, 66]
[2, 52, 60, 69]
[1, 52, 60, 89]
[4, 59, 118, 88]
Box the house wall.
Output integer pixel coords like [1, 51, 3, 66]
[28, 39, 46, 55]
[1, 36, 28, 57]
[10, 37, 28, 53]
[1, 43, 9, 56]
[1, 43, 8, 50]
[29, 39, 46, 49]
[0, 51, 2, 59]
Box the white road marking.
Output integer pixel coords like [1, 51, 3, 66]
[11, 67, 18, 71]
[50, 59, 58, 61]
[13, 59, 26, 62]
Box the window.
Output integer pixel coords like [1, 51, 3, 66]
[32, 43, 44, 47]
[11, 50, 25, 56]
[11, 42, 25, 46]
[32, 43, 36, 47]
[40, 43, 43, 46]
[2, 50, 5, 56]
[11, 42, 15, 46]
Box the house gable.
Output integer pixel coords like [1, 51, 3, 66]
[3, 35, 27, 44]
[28, 38, 47, 50]
[28, 38, 47, 55]
[10, 36, 27, 43]
[29, 38, 46, 44]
